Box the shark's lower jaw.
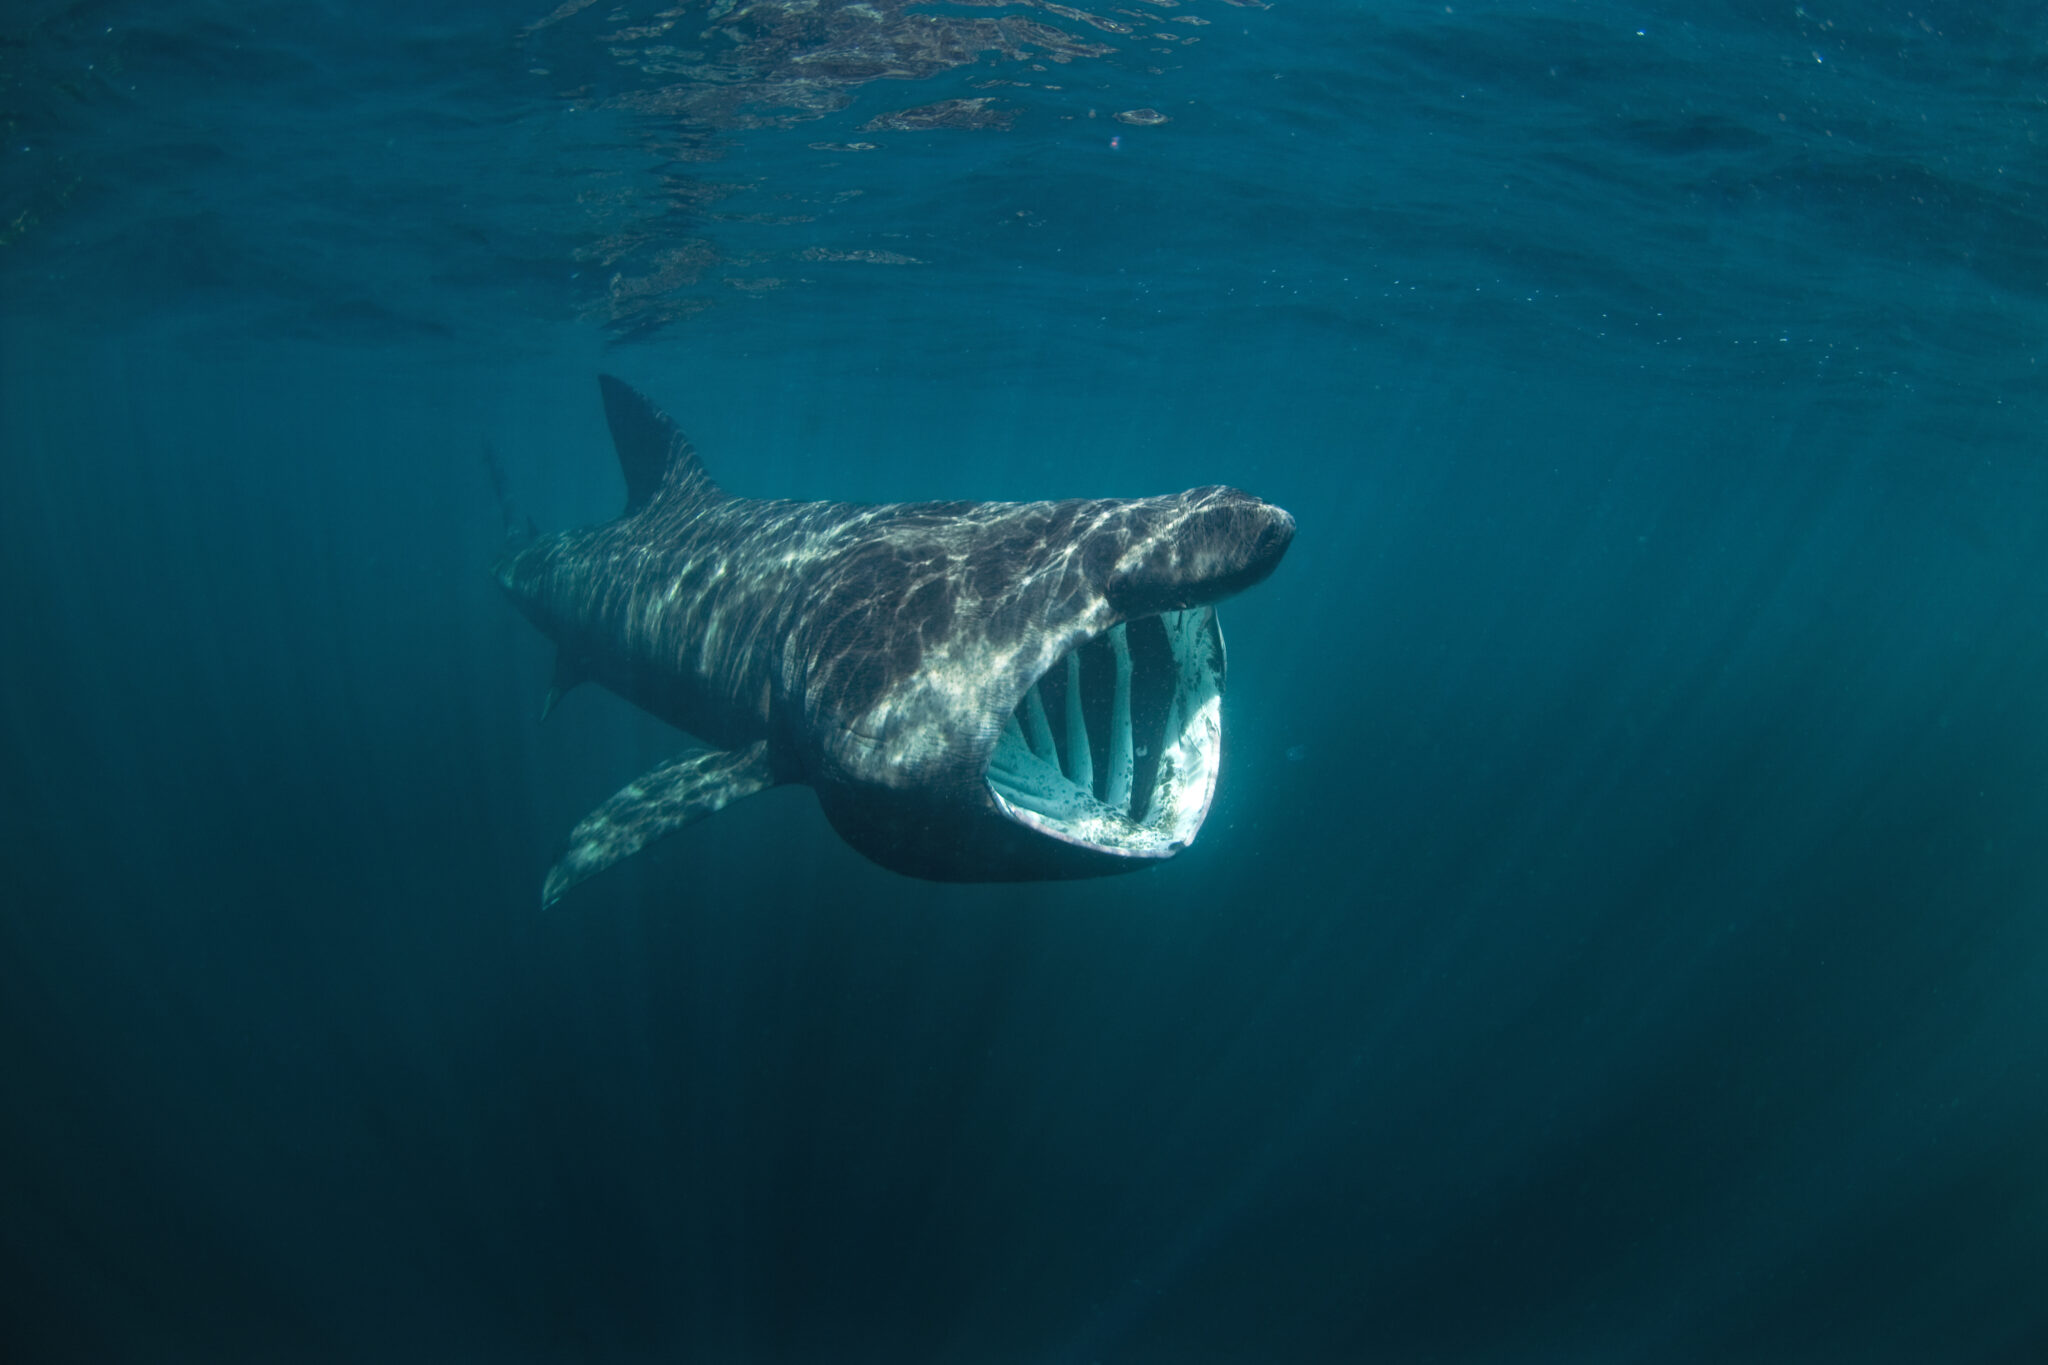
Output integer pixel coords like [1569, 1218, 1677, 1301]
[986, 607, 1225, 860]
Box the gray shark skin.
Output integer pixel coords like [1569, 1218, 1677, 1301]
[497, 376, 1295, 905]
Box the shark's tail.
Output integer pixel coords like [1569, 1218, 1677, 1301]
[482, 441, 539, 547]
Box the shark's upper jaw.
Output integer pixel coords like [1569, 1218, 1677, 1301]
[984, 605, 1226, 861]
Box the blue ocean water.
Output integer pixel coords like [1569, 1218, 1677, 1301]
[3, 1, 2046, 1360]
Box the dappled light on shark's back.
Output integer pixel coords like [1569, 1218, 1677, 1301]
[495, 376, 1294, 904]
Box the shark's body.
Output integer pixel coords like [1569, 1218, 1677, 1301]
[498, 376, 1294, 905]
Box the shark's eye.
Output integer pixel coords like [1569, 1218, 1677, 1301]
[985, 607, 1224, 858]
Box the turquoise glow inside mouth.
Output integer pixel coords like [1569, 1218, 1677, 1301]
[986, 607, 1224, 858]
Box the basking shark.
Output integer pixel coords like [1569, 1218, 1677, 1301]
[497, 376, 1294, 905]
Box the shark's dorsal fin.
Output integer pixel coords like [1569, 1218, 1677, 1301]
[598, 374, 723, 516]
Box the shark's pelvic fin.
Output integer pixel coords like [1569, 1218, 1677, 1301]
[542, 740, 781, 908]
[598, 373, 723, 516]
[540, 648, 588, 721]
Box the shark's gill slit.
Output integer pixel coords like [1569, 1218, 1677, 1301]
[986, 607, 1225, 857]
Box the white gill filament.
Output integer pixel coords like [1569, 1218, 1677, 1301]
[1024, 681, 1058, 762]
[1105, 623, 1133, 813]
[1064, 651, 1094, 794]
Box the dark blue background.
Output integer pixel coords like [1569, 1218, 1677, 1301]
[4, 2, 2046, 1360]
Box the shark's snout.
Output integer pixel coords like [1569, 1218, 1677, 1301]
[1104, 486, 1296, 619]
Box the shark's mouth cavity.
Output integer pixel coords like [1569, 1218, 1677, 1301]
[986, 607, 1225, 859]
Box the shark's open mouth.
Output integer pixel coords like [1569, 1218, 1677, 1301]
[986, 607, 1225, 858]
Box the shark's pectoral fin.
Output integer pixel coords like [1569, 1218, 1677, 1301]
[542, 740, 781, 907]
